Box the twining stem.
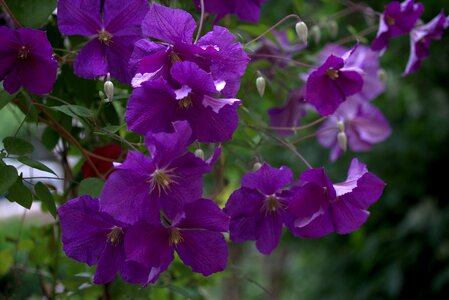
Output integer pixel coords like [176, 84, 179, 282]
[245, 14, 302, 47]
[254, 117, 327, 131]
[274, 136, 313, 169]
[0, 0, 22, 28]
[194, 0, 205, 43]
[336, 25, 377, 45]
[249, 53, 313, 68]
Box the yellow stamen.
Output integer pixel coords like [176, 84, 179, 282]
[107, 226, 124, 246]
[326, 68, 339, 80]
[98, 30, 113, 45]
[169, 229, 184, 246]
[149, 168, 178, 195]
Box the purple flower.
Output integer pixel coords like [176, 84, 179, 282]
[58, 195, 149, 284]
[404, 11, 449, 76]
[305, 46, 364, 116]
[130, 4, 249, 98]
[193, 0, 266, 23]
[224, 163, 294, 255]
[268, 89, 307, 136]
[318, 98, 391, 161]
[125, 199, 229, 283]
[57, 0, 148, 83]
[100, 121, 220, 224]
[126, 61, 241, 143]
[372, 0, 424, 53]
[288, 158, 385, 238]
[0, 27, 57, 95]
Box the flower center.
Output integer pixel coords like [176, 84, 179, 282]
[107, 226, 124, 246]
[326, 68, 339, 80]
[178, 95, 193, 109]
[169, 228, 184, 246]
[98, 30, 113, 45]
[386, 16, 395, 26]
[17, 46, 29, 60]
[149, 168, 178, 195]
[264, 195, 281, 214]
[169, 51, 182, 63]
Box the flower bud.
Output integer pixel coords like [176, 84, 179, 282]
[310, 25, 321, 44]
[194, 149, 205, 160]
[336, 121, 345, 132]
[256, 76, 266, 97]
[295, 21, 308, 44]
[337, 132, 348, 152]
[328, 20, 338, 38]
[104, 80, 114, 102]
[253, 162, 262, 171]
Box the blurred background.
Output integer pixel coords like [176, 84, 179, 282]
[1, 0, 449, 299]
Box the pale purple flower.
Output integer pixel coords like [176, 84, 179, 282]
[305, 46, 364, 116]
[129, 4, 249, 98]
[100, 121, 220, 224]
[57, 0, 148, 83]
[224, 163, 294, 255]
[318, 98, 391, 161]
[58, 195, 149, 284]
[288, 158, 385, 238]
[125, 199, 229, 284]
[404, 11, 449, 76]
[268, 89, 307, 136]
[126, 62, 241, 143]
[193, 0, 267, 22]
[0, 27, 57, 95]
[372, 0, 424, 53]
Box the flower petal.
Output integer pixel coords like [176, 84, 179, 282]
[103, 0, 148, 36]
[179, 199, 230, 232]
[74, 39, 108, 80]
[93, 242, 124, 284]
[255, 212, 283, 255]
[57, 0, 101, 36]
[242, 163, 293, 195]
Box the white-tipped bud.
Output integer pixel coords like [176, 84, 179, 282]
[63, 37, 71, 50]
[337, 132, 348, 152]
[295, 21, 308, 44]
[253, 162, 263, 172]
[378, 69, 387, 83]
[104, 80, 114, 102]
[336, 121, 345, 132]
[310, 25, 321, 44]
[328, 20, 338, 38]
[256, 76, 266, 97]
[194, 149, 205, 160]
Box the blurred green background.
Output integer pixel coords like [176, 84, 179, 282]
[1, 0, 449, 299]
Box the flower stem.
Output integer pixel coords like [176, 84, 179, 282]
[0, 0, 22, 28]
[194, 0, 205, 43]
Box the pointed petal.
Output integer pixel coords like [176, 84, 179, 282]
[57, 0, 101, 36]
[242, 163, 293, 195]
[74, 39, 108, 79]
[331, 198, 370, 234]
[103, 0, 148, 36]
[171, 61, 217, 94]
[255, 212, 283, 255]
[298, 168, 336, 199]
[179, 199, 230, 232]
[93, 242, 124, 284]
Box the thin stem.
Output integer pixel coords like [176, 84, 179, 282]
[194, 0, 205, 43]
[335, 25, 377, 45]
[257, 117, 327, 131]
[245, 14, 302, 47]
[0, 0, 22, 27]
[249, 53, 313, 68]
[274, 136, 313, 169]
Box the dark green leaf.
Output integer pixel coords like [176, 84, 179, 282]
[6, 177, 33, 209]
[41, 127, 59, 150]
[18, 156, 57, 176]
[0, 165, 18, 194]
[3, 136, 34, 155]
[5, 0, 57, 28]
[0, 84, 15, 111]
[0, 249, 13, 276]
[79, 178, 104, 198]
[52, 105, 94, 119]
[34, 182, 57, 218]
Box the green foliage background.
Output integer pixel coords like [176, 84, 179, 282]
[1, 0, 449, 299]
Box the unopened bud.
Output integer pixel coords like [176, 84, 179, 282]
[295, 21, 308, 44]
[104, 80, 114, 102]
[194, 149, 205, 160]
[328, 20, 338, 38]
[253, 162, 262, 171]
[256, 76, 266, 97]
[310, 25, 321, 44]
[336, 121, 345, 132]
[63, 37, 71, 50]
[378, 69, 387, 83]
[337, 132, 347, 152]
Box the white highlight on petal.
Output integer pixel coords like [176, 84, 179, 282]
[175, 85, 192, 100]
[214, 80, 226, 92]
[202, 95, 240, 113]
[200, 45, 220, 51]
[131, 70, 161, 88]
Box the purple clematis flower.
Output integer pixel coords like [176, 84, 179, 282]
[268, 89, 307, 136]
[305, 46, 364, 116]
[58, 195, 149, 284]
[372, 0, 424, 53]
[100, 121, 220, 224]
[57, 0, 148, 83]
[288, 158, 385, 238]
[127, 61, 241, 143]
[224, 163, 294, 255]
[193, 0, 267, 22]
[404, 11, 449, 76]
[0, 27, 57, 95]
[318, 98, 391, 161]
[125, 199, 230, 284]
[129, 4, 249, 98]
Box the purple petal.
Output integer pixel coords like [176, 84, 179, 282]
[179, 199, 230, 232]
[242, 163, 293, 195]
[114, 151, 155, 176]
[106, 35, 141, 83]
[255, 212, 283, 255]
[268, 89, 306, 136]
[177, 230, 228, 276]
[57, 0, 101, 36]
[103, 0, 148, 36]
[294, 206, 335, 238]
[337, 69, 364, 97]
[0, 27, 18, 80]
[330, 198, 370, 234]
[298, 168, 336, 199]
[171, 61, 217, 94]
[74, 39, 108, 79]
[93, 242, 124, 284]
[142, 4, 196, 44]
[18, 55, 58, 95]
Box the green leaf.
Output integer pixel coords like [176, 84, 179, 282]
[41, 127, 60, 150]
[0, 165, 18, 194]
[3, 136, 34, 155]
[5, 0, 57, 28]
[6, 177, 33, 209]
[0, 83, 15, 111]
[52, 105, 94, 119]
[18, 156, 57, 175]
[79, 178, 104, 198]
[0, 249, 13, 276]
[35, 182, 57, 218]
